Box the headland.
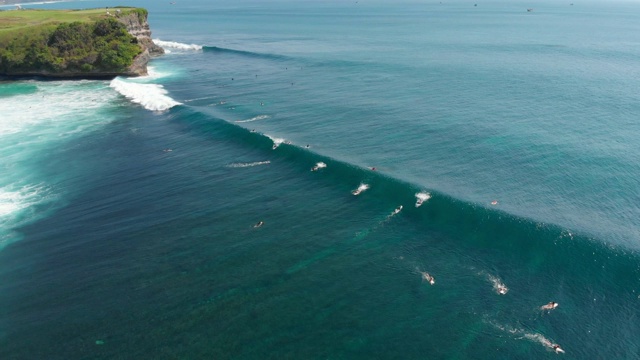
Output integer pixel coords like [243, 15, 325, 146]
[0, 7, 163, 78]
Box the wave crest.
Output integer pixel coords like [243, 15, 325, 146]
[154, 39, 203, 51]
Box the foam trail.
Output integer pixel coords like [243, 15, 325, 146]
[390, 205, 403, 216]
[487, 274, 508, 295]
[352, 183, 370, 196]
[110, 78, 181, 111]
[523, 333, 565, 353]
[490, 322, 564, 353]
[226, 161, 271, 168]
[154, 39, 203, 51]
[415, 192, 431, 207]
[235, 115, 270, 123]
[419, 270, 435, 285]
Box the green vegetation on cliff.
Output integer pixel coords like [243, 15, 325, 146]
[0, 8, 147, 75]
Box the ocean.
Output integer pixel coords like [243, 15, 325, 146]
[1, 0, 639, 358]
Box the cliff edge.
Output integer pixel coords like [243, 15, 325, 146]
[115, 9, 164, 76]
[0, 7, 164, 78]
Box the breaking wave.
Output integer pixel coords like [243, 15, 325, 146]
[154, 39, 203, 51]
[110, 78, 181, 111]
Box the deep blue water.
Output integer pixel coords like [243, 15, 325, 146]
[1, 0, 640, 358]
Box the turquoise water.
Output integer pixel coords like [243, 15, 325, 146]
[1, 0, 640, 358]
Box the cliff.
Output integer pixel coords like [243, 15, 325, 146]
[0, 8, 164, 78]
[114, 9, 164, 76]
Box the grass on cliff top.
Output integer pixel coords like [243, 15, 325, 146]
[0, 7, 145, 45]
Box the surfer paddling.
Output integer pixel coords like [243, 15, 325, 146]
[541, 302, 558, 311]
[392, 205, 403, 215]
[421, 272, 435, 285]
[253, 221, 264, 228]
[552, 344, 565, 354]
[497, 285, 508, 295]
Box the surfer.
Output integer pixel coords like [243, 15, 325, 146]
[552, 344, 564, 353]
[541, 302, 558, 310]
[311, 162, 326, 172]
[491, 200, 498, 205]
[421, 272, 435, 285]
[253, 221, 264, 228]
[415, 192, 431, 208]
[392, 205, 403, 215]
[497, 284, 508, 295]
[352, 184, 369, 196]
[370, 167, 376, 171]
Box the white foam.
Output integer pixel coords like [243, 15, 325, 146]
[145, 66, 171, 80]
[0, 80, 116, 250]
[0, 184, 53, 248]
[226, 161, 271, 168]
[415, 192, 431, 207]
[154, 39, 203, 51]
[0, 184, 45, 218]
[235, 115, 270, 123]
[0, 189, 24, 218]
[487, 274, 508, 295]
[0, 80, 116, 136]
[110, 78, 181, 111]
[311, 162, 327, 171]
[352, 183, 370, 196]
[267, 135, 289, 150]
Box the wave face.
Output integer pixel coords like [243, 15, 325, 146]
[3, 1, 640, 359]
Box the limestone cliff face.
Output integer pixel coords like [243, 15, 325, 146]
[115, 12, 164, 76]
